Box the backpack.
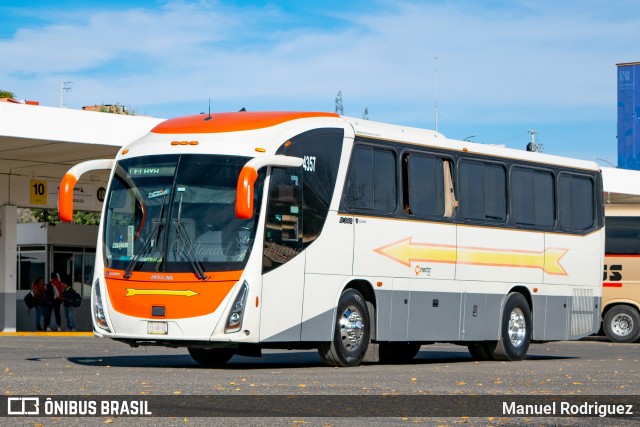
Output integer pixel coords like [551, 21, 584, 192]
[72, 290, 82, 308]
[23, 291, 36, 309]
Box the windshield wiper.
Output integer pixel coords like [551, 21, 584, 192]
[173, 193, 208, 280]
[123, 195, 167, 279]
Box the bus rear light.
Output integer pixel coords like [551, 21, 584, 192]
[93, 279, 111, 332]
[225, 281, 249, 334]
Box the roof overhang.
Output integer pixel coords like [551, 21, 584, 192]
[0, 102, 164, 209]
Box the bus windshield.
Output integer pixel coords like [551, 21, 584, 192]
[104, 154, 264, 274]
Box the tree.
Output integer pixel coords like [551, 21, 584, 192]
[0, 90, 15, 99]
[27, 208, 100, 225]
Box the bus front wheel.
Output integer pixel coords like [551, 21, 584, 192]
[488, 292, 531, 361]
[603, 306, 640, 343]
[318, 289, 370, 367]
[188, 347, 235, 366]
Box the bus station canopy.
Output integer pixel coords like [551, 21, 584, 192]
[0, 102, 163, 209]
[601, 166, 640, 205]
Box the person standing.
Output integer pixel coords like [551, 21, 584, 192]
[45, 272, 63, 331]
[31, 277, 46, 331]
[43, 278, 59, 331]
[62, 283, 78, 331]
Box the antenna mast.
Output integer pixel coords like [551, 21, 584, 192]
[526, 129, 542, 152]
[59, 81, 72, 108]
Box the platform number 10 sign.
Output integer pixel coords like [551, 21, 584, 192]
[30, 180, 47, 205]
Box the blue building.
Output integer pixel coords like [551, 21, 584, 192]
[618, 62, 640, 169]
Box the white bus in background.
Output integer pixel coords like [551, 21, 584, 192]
[59, 111, 605, 367]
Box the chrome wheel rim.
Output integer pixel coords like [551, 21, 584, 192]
[611, 314, 634, 337]
[339, 305, 364, 350]
[508, 308, 526, 347]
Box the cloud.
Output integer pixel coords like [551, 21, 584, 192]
[1, 0, 637, 135]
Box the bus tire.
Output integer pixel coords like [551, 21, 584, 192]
[467, 342, 495, 361]
[489, 292, 531, 361]
[379, 342, 421, 364]
[318, 289, 370, 367]
[188, 347, 235, 366]
[603, 305, 640, 343]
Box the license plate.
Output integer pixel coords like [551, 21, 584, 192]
[147, 321, 168, 335]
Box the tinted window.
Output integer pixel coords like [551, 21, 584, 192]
[344, 146, 373, 209]
[605, 217, 640, 254]
[263, 168, 303, 273]
[484, 165, 506, 220]
[276, 129, 343, 248]
[511, 168, 555, 227]
[459, 160, 506, 222]
[404, 154, 445, 217]
[373, 149, 397, 212]
[559, 174, 594, 230]
[344, 145, 397, 214]
[104, 154, 264, 274]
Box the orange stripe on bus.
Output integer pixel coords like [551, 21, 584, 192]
[603, 282, 623, 288]
[605, 254, 640, 258]
[151, 111, 339, 135]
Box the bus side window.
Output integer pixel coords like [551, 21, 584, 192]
[459, 160, 506, 222]
[263, 167, 303, 273]
[344, 145, 397, 214]
[402, 154, 456, 219]
[559, 173, 595, 231]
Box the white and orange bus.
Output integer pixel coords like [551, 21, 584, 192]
[59, 111, 605, 367]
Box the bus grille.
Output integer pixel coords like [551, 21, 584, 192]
[570, 288, 595, 337]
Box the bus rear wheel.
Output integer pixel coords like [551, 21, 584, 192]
[603, 306, 640, 343]
[188, 347, 235, 366]
[379, 342, 421, 364]
[488, 292, 531, 361]
[318, 289, 370, 367]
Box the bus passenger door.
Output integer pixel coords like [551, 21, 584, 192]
[260, 167, 305, 342]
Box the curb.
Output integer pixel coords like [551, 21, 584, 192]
[0, 332, 94, 337]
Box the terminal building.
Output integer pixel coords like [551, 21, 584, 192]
[0, 100, 162, 331]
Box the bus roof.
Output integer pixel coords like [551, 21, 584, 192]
[151, 111, 339, 134]
[146, 111, 599, 172]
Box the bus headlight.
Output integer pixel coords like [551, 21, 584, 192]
[225, 281, 249, 333]
[93, 279, 111, 332]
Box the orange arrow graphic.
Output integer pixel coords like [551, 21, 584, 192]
[374, 237, 568, 275]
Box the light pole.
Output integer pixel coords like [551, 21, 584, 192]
[434, 57, 439, 132]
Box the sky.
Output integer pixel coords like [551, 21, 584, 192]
[1, 0, 639, 164]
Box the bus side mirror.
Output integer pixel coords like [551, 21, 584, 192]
[58, 159, 115, 222]
[235, 155, 304, 220]
[236, 166, 259, 220]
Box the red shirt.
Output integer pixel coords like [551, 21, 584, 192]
[51, 278, 64, 301]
